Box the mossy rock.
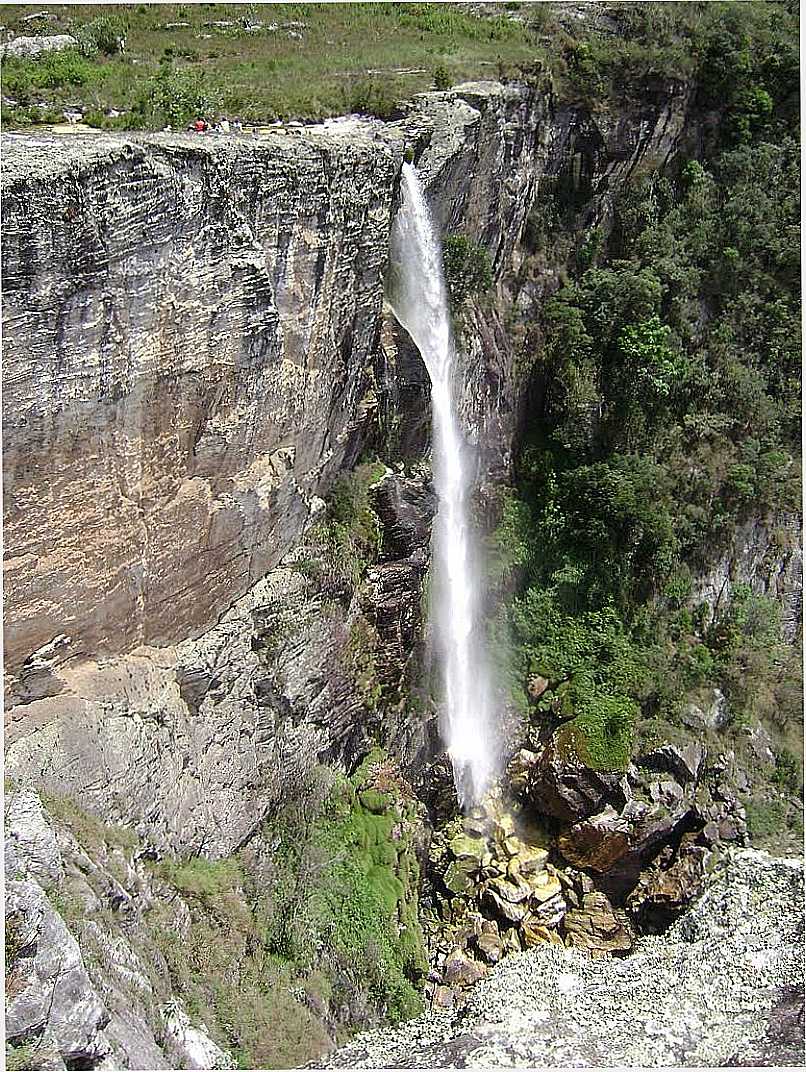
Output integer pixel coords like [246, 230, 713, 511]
[359, 788, 390, 815]
[449, 833, 487, 865]
[556, 696, 637, 772]
[443, 861, 474, 895]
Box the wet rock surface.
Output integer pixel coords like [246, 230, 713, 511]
[324, 850, 805, 1068]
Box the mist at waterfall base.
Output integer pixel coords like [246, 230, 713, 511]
[389, 163, 499, 809]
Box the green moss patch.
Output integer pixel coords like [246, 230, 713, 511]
[557, 695, 638, 772]
[304, 762, 428, 1024]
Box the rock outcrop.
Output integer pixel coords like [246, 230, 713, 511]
[3, 128, 397, 680]
[1, 34, 79, 59]
[325, 849, 805, 1068]
[2, 83, 551, 856]
[5, 788, 232, 1070]
[690, 512, 803, 643]
[505, 727, 749, 924]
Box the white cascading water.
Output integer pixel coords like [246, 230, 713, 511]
[389, 163, 497, 809]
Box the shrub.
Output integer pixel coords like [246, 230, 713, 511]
[76, 14, 128, 56]
[433, 64, 451, 91]
[1, 50, 98, 100]
[306, 461, 386, 592]
[5, 911, 28, 966]
[349, 80, 399, 119]
[6, 1043, 48, 1072]
[442, 234, 493, 304]
[146, 63, 218, 128]
[156, 856, 243, 902]
[772, 749, 802, 794]
[744, 797, 788, 842]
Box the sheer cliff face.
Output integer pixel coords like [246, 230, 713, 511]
[2, 84, 549, 852]
[2, 84, 547, 694]
[2, 132, 397, 680]
[10, 79, 798, 859]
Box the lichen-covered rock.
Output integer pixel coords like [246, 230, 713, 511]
[1, 33, 78, 58]
[325, 849, 805, 1068]
[6, 879, 111, 1066]
[4, 788, 64, 891]
[443, 861, 474, 895]
[161, 1005, 235, 1070]
[4, 787, 230, 1070]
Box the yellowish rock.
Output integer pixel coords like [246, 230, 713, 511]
[498, 812, 516, 837]
[520, 919, 553, 947]
[503, 834, 524, 857]
[528, 872, 563, 902]
[518, 847, 549, 875]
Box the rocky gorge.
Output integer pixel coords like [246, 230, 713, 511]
[3, 68, 803, 1072]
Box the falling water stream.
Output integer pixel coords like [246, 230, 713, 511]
[389, 163, 497, 809]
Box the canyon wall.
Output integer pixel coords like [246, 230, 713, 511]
[5, 80, 799, 852]
[3, 129, 395, 678]
[4, 79, 802, 1072]
[2, 83, 550, 853]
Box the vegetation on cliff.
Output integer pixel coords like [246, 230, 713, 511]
[496, 0, 801, 847]
[29, 755, 426, 1071]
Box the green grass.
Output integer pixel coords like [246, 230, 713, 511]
[0, 3, 543, 127]
[142, 750, 426, 1067]
[36, 790, 140, 854]
[305, 768, 427, 1024]
[156, 856, 243, 901]
[5, 1042, 49, 1072]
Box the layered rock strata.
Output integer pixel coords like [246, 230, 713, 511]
[3, 83, 547, 849]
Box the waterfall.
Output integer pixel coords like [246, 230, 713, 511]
[389, 163, 497, 809]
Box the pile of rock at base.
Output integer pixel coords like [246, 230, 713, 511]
[421, 792, 633, 1008]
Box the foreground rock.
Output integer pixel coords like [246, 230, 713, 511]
[323, 850, 804, 1068]
[1, 34, 79, 59]
[5, 788, 233, 1070]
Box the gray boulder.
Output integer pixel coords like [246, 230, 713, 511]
[638, 742, 705, 785]
[1, 34, 78, 59]
[5, 788, 64, 890]
[6, 879, 111, 1065]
